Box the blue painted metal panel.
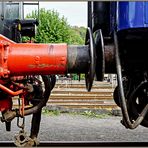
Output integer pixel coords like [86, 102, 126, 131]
[116, 2, 148, 31]
[145, 3, 148, 24]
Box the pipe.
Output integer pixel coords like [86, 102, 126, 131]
[0, 84, 23, 96]
[3, 75, 51, 121]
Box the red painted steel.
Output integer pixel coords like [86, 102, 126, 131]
[0, 84, 23, 96]
[0, 97, 12, 111]
[0, 35, 67, 77]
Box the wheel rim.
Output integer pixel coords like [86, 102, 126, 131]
[85, 27, 96, 92]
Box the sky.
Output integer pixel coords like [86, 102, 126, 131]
[24, 2, 87, 27]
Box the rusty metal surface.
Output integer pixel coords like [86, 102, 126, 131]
[67, 45, 89, 73]
[104, 44, 116, 73]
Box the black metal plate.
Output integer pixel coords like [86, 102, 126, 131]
[94, 29, 105, 81]
[85, 27, 96, 92]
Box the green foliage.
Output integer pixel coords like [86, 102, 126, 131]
[68, 29, 84, 45]
[42, 109, 61, 116]
[22, 36, 30, 42]
[27, 8, 70, 43]
[71, 74, 85, 80]
[42, 108, 111, 118]
[68, 26, 86, 45]
[69, 110, 111, 118]
[26, 8, 86, 45]
[80, 111, 111, 118]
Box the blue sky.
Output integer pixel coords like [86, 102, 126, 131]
[24, 2, 87, 27]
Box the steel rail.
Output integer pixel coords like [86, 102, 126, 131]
[0, 141, 147, 147]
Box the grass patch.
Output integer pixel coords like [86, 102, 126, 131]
[68, 110, 111, 118]
[42, 109, 61, 116]
[79, 110, 111, 118]
[42, 108, 111, 118]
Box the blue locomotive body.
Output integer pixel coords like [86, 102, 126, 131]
[91, 1, 148, 129]
[117, 2, 148, 31]
[92, 1, 148, 39]
[110, 1, 148, 32]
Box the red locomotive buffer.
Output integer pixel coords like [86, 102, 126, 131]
[0, 35, 67, 77]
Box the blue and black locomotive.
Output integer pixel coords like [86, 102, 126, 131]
[90, 1, 148, 129]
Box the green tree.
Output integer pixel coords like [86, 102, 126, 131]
[68, 26, 86, 45]
[72, 26, 86, 40]
[27, 8, 70, 43]
[25, 8, 86, 45]
[68, 29, 84, 45]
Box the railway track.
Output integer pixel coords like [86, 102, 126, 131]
[48, 80, 118, 110]
[12, 81, 118, 110]
[0, 141, 147, 147]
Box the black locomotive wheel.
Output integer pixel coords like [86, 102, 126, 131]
[113, 86, 121, 107]
[113, 78, 132, 108]
[128, 82, 148, 127]
[85, 27, 96, 92]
